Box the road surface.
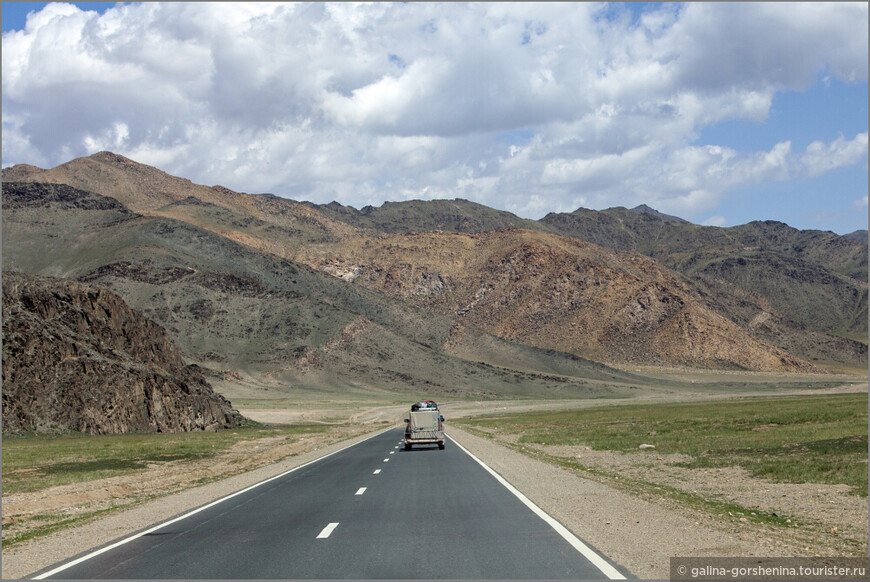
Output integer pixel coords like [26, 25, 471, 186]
[34, 428, 628, 579]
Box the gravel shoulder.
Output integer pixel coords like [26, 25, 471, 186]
[446, 426, 867, 580]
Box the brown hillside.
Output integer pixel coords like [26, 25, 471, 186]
[3, 151, 207, 211]
[0, 163, 45, 181]
[4, 152, 819, 373]
[297, 229, 815, 372]
[2, 152, 357, 242]
[2, 272, 242, 434]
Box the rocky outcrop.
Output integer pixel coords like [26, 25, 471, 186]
[2, 272, 242, 434]
[1, 180, 134, 213]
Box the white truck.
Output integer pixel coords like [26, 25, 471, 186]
[403, 401, 445, 450]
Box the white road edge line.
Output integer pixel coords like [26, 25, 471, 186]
[32, 427, 394, 580]
[355, 487, 367, 495]
[447, 434, 627, 581]
[316, 522, 340, 539]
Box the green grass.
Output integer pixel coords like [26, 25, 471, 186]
[456, 393, 868, 496]
[2, 507, 120, 549]
[1, 423, 332, 495]
[457, 423, 803, 529]
[833, 329, 869, 346]
[0, 420, 387, 549]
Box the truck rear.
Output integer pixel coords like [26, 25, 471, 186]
[403, 403, 445, 450]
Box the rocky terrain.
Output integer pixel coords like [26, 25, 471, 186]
[303, 198, 554, 234]
[303, 229, 815, 371]
[3, 151, 867, 394]
[542, 206, 868, 363]
[301, 195, 867, 370]
[2, 272, 241, 434]
[4, 180, 646, 404]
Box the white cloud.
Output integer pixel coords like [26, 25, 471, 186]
[540, 145, 654, 187]
[83, 122, 130, 154]
[661, 2, 868, 90]
[1, 2, 867, 225]
[702, 216, 729, 227]
[800, 133, 869, 178]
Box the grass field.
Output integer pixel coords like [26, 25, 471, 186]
[1, 422, 332, 495]
[455, 393, 868, 496]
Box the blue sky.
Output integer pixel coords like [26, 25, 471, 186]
[2, 2, 867, 234]
[2, 2, 108, 31]
[696, 78, 868, 231]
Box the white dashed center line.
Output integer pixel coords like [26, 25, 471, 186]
[383, 458, 390, 462]
[373, 469, 382, 474]
[316, 522, 339, 539]
[355, 487, 367, 496]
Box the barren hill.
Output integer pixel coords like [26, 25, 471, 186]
[4, 151, 862, 373]
[305, 198, 556, 234]
[3, 181, 643, 401]
[4, 151, 357, 242]
[542, 207, 867, 284]
[2, 272, 242, 434]
[293, 197, 867, 369]
[296, 229, 814, 372]
[4, 151, 210, 212]
[541, 207, 868, 367]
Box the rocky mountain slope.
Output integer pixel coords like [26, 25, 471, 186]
[4, 152, 865, 376]
[845, 230, 868, 243]
[295, 229, 814, 371]
[3, 180, 643, 403]
[2, 272, 242, 434]
[541, 206, 867, 284]
[540, 207, 868, 365]
[309, 197, 866, 369]
[304, 198, 556, 234]
[3, 151, 356, 243]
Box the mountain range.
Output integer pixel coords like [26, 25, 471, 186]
[2, 152, 867, 412]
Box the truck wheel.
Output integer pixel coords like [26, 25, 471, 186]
[438, 443, 445, 450]
[404, 443, 412, 451]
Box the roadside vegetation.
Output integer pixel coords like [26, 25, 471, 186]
[2, 420, 390, 550]
[455, 393, 868, 497]
[1, 422, 331, 495]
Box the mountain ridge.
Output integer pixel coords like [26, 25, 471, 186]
[4, 180, 654, 411]
[3, 152, 866, 376]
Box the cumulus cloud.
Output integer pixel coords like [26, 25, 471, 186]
[2, 2, 867, 223]
[800, 133, 869, 178]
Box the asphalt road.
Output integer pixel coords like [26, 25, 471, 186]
[34, 428, 628, 579]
